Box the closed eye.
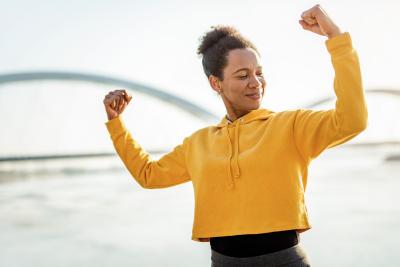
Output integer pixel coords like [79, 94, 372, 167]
[238, 73, 263, 79]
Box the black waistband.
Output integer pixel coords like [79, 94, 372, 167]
[209, 230, 299, 258]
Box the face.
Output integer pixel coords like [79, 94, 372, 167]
[210, 47, 266, 116]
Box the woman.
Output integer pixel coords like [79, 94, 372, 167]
[103, 4, 368, 267]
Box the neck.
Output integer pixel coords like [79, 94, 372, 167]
[226, 110, 250, 122]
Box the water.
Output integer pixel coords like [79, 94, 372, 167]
[0, 145, 399, 267]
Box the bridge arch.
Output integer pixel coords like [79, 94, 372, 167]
[0, 71, 218, 122]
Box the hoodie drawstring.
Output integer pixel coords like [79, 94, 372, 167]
[225, 119, 241, 189]
[233, 121, 241, 179]
[217, 109, 273, 190]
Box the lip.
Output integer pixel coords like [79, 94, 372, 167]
[246, 92, 262, 100]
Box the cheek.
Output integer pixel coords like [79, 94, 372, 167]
[231, 80, 247, 91]
[224, 81, 243, 95]
[260, 78, 267, 90]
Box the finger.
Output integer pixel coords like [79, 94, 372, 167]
[111, 91, 128, 106]
[104, 95, 115, 107]
[120, 101, 127, 112]
[111, 98, 117, 109]
[299, 20, 312, 30]
[122, 90, 130, 102]
[111, 95, 118, 110]
[113, 89, 124, 94]
[301, 5, 319, 22]
[115, 89, 127, 97]
[103, 96, 109, 106]
[115, 97, 120, 110]
[116, 96, 122, 112]
[301, 15, 317, 25]
[119, 90, 131, 102]
[119, 98, 125, 111]
[301, 9, 313, 20]
[119, 96, 126, 112]
[306, 18, 317, 25]
[110, 91, 121, 97]
[108, 91, 130, 110]
[110, 90, 123, 98]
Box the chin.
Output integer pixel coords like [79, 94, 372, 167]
[240, 96, 263, 111]
[250, 100, 263, 109]
[246, 103, 261, 111]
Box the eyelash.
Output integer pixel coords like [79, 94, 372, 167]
[239, 73, 264, 79]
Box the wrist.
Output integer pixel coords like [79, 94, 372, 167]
[327, 28, 343, 39]
[107, 114, 118, 121]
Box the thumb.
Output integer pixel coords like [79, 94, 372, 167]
[105, 103, 118, 114]
[298, 19, 324, 36]
[299, 19, 310, 30]
[299, 20, 312, 30]
[105, 104, 118, 120]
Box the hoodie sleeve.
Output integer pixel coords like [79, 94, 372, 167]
[105, 115, 191, 189]
[293, 32, 368, 161]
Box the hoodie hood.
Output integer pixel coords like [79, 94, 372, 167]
[216, 108, 274, 189]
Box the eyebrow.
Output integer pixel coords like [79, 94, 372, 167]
[232, 66, 263, 75]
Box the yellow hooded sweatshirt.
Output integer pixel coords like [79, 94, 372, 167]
[105, 32, 368, 242]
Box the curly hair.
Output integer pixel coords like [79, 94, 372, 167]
[197, 25, 260, 81]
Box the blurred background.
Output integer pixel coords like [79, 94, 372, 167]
[0, 0, 399, 266]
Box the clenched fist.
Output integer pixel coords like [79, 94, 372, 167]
[298, 4, 343, 39]
[103, 89, 133, 121]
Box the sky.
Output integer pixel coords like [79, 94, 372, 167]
[0, 0, 399, 155]
[1, 0, 399, 109]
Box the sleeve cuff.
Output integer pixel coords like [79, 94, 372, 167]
[105, 115, 127, 136]
[325, 32, 353, 59]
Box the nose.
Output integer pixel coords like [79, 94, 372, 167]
[249, 74, 263, 88]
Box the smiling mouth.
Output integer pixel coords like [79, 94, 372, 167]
[245, 91, 262, 100]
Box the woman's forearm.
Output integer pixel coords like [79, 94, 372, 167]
[326, 32, 368, 133]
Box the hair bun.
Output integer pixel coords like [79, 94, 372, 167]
[197, 25, 240, 56]
[196, 25, 258, 79]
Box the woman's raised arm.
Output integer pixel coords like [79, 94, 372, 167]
[103, 90, 191, 189]
[293, 5, 368, 161]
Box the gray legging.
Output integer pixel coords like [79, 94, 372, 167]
[211, 243, 311, 267]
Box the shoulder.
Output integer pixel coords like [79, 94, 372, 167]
[186, 125, 216, 140]
[270, 108, 301, 121]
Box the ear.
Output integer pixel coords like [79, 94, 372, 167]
[208, 75, 222, 94]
